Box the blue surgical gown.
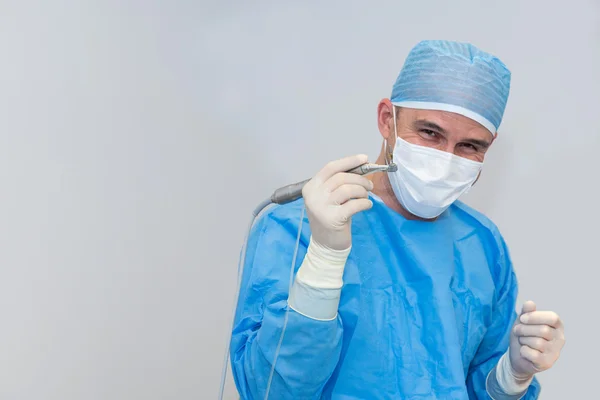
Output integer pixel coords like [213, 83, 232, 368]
[230, 194, 541, 399]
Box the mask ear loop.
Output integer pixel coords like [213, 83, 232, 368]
[385, 105, 398, 167]
[383, 139, 394, 167]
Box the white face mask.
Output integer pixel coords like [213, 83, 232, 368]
[387, 108, 484, 219]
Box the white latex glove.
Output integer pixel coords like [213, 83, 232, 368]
[302, 154, 374, 251]
[509, 301, 566, 378]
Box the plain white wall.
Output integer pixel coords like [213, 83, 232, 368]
[0, 1, 597, 399]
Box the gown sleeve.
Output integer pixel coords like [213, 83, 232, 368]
[465, 232, 541, 399]
[229, 205, 344, 400]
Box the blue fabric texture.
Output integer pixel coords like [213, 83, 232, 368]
[230, 194, 541, 399]
[391, 40, 511, 133]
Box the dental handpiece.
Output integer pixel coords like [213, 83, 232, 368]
[270, 163, 398, 205]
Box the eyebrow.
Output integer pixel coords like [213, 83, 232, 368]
[413, 119, 492, 149]
[463, 138, 492, 149]
[414, 119, 447, 134]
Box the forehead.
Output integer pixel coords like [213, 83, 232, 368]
[399, 107, 493, 141]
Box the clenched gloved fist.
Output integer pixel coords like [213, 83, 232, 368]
[302, 154, 374, 251]
[509, 301, 566, 378]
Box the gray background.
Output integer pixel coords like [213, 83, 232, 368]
[0, 1, 597, 399]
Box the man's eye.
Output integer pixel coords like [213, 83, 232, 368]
[460, 143, 478, 151]
[421, 129, 437, 137]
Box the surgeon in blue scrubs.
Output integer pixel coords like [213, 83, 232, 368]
[229, 40, 566, 399]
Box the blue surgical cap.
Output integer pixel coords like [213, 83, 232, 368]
[391, 40, 511, 134]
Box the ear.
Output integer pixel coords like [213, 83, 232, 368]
[491, 131, 498, 144]
[377, 99, 394, 140]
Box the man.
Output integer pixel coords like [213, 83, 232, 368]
[229, 40, 565, 399]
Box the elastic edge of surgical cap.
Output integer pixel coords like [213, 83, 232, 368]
[391, 100, 497, 135]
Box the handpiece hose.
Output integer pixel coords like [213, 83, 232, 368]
[270, 163, 397, 205]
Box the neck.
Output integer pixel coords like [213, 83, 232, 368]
[369, 152, 436, 222]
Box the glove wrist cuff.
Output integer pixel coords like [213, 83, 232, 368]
[497, 351, 534, 395]
[295, 236, 350, 289]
